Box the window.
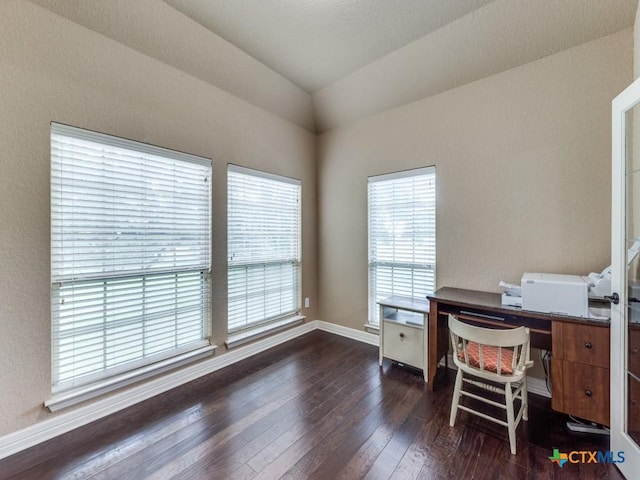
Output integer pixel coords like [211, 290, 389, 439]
[50, 123, 212, 398]
[368, 167, 436, 325]
[227, 165, 301, 333]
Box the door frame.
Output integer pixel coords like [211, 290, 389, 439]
[611, 75, 640, 477]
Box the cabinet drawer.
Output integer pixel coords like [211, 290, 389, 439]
[561, 322, 609, 368]
[383, 320, 424, 369]
[561, 361, 610, 426]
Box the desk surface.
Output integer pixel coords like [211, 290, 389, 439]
[425, 286, 610, 391]
[428, 287, 609, 326]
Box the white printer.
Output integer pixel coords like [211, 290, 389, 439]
[521, 273, 589, 317]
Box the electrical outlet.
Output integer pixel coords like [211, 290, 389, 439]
[304, 297, 310, 308]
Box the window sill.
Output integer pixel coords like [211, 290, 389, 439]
[226, 316, 306, 349]
[45, 344, 216, 412]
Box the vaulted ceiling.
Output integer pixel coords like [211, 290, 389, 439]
[162, 0, 496, 93]
[28, 0, 639, 131]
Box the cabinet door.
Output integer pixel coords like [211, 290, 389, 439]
[383, 321, 424, 369]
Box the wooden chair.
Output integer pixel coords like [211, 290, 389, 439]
[448, 314, 533, 455]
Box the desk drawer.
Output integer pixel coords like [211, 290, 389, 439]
[559, 360, 609, 426]
[383, 320, 424, 369]
[443, 309, 552, 351]
[560, 322, 609, 368]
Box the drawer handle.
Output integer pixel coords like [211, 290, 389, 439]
[399, 332, 405, 340]
[633, 348, 639, 355]
[585, 389, 593, 397]
[584, 342, 593, 349]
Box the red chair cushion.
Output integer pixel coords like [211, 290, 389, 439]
[458, 342, 514, 374]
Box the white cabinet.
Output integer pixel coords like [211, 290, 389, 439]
[378, 296, 429, 381]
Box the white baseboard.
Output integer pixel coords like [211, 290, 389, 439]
[0, 320, 551, 461]
[316, 320, 379, 346]
[0, 320, 318, 460]
[526, 376, 552, 398]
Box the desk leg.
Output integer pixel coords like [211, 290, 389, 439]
[378, 305, 384, 367]
[423, 312, 428, 382]
[427, 303, 451, 390]
[428, 300, 439, 390]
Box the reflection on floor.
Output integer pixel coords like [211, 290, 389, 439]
[0, 330, 625, 479]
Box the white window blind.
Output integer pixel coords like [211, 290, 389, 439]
[368, 167, 436, 324]
[227, 165, 301, 332]
[50, 123, 211, 393]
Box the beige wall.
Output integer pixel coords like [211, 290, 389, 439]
[29, 0, 315, 131]
[0, 1, 317, 436]
[312, 0, 637, 133]
[636, 0, 640, 78]
[317, 30, 632, 335]
[0, 0, 634, 442]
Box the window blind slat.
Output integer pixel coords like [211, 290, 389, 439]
[368, 167, 436, 324]
[50, 123, 211, 392]
[227, 166, 301, 332]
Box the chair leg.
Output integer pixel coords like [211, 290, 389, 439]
[505, 382, 516, 455]
[522, 376, 529, 422]
[450, 368, 464, 427]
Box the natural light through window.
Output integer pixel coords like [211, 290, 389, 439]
[368, 167, 436, 325]
[50, 123, 212, 396]
[227, 165, 302, 333]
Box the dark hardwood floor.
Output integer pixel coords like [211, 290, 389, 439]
[0, 331, 625, 479]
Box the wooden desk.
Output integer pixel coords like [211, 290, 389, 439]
[428, 288, 550, 387]
[427, 287, 611, 425]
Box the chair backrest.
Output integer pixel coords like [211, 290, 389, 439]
[449, 314, 531, 378]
